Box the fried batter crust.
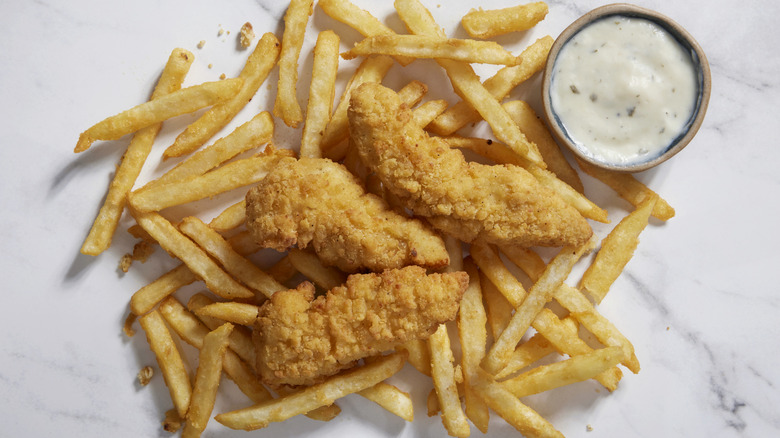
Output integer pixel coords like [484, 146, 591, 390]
[254, 266, 468, 386]
[348, 83, 593, 248]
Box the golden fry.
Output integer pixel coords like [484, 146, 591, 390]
[75, 78, 242, 152]
[274, 0, 314, 127]
[165, 32, 280, 158]
[458, 260, 490, 434]
[300, 30, 340, 158]
[286, 248, 347, 291]
[358, 382, 414, 422]
[343, 35, 522, 65]
[80, 48, 193, 256]
[428, 324, 470, 437]
[195, 302, 260, 326]
[462, 2, 549, 39]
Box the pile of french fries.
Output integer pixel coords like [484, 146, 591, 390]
[75, 0, 677, 436]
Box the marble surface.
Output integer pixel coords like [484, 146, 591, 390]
[1, 0, 778, 437]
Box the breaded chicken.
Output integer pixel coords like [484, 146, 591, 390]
[245, 156, 449, 272]
[348, 83, 592, 248]
[254, 266, 468, 386]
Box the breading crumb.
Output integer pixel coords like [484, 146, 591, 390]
[239, 22, 255, 49]
[162, 409, 182, 433]
[137, 366, 154, 386]
[119, 254, 133, 273]
[123, 312, 137, 337]
[197, 40, 206, 49]
[586, 424, 594, 432]
[219, 73, 227, 80]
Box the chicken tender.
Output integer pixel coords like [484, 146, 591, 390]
[254, 266, 468, 386]
[348, 83, 592, 248]
[245, 156, 449, 272]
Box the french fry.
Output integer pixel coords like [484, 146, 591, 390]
[138, 310, 192, 418]
[321, 55, 395, 156]
[128, 147, 293, 212]
[470, 241, 527, 308]
[274, 385, 343, 422]
[80, 48, 193, 256]
[501, 346, 625, 398]
[428, 324, 470, 437]
[343, 35, 522, 65]
[472, 369, 564, 438]
[215, 352, 406, 430]
[462, 2, 549, 39]
[458, 259, 489, 434]
[164, 32, 280, 158]
[153, 112, 274, 187]
[183, 323, 234, 437]
[266, 254, 299, 284]
[398, 339, 432, 376]
[159, 296, 273, 404]
[411, 99, 449, 128]
[208, 200, 247, 233]
[187, 294, 257, 370]
[300, 30, 340, 158]
[130, 230, 260, 316]
[274, 0, 314, 128]
[428, 36, 552, 136]
[481, 270, 514, 341]
[576, 157, 675, 221]
[75, 78, 243, 153]
[427, 388, 440, 417]
[581, 197, 657, 303]
[358, 382, 414, 422]
[132, 211, 255, 300]
[494, 332, 557, 380]
[178, 216, 285, 298]
[319, 0, 413, 65]
[194, 302, 260, 326]
[483, 238, 594, 374]
[287, 248, 347, 291]
[503, 100, 584, 193]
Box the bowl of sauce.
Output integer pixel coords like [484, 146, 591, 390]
[542, 3, 711, 172]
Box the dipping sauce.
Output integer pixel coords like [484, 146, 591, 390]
[549, 15, 699, 166]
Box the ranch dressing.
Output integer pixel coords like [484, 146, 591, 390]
[550, 15, 698, 166]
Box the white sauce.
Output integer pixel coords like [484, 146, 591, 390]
[550, 15, 698, 166]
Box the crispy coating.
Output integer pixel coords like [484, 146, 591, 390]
[254, 266, 468, 386]
[245, 156, 449, 272]
[348, 83, 593, 248]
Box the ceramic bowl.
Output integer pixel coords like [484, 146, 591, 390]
[541, 3, 711, 172]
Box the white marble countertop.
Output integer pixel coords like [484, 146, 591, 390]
[1, 0, 778, 437]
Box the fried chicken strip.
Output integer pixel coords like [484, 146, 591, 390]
[245, 156, 449, 272]
[254, 266, 468, 386]
[348, 82, 592, 248]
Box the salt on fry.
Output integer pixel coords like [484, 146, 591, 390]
[215, 352, 406, 430]
[462, 2, 549, 39]
[165, 32, 280, 158]
[138, 310, 192, 418]
[300, 30, 340, 158]
[274, 0, 314, 128]
[75, 78, 243, 153]
[343, 35, 522, 65]
[183, 323, 234, 437]
[80, 48, 193, 256]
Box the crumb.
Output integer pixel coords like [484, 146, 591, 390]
[197, 40, 206, 49]
[219, 73, 227, 80]
[162, 409, 182, 433]
[123, 312, 137, 337]
[119, 253, 133, 273]
[239, 22, 255, 49]
[666, 326, 671, 331]
[586, 424, 593, 432]
[208, 63, 213, 69]
[137, 366, 154, 386]
[217, 25, 225, 37]
[132, 240, 155, 263]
